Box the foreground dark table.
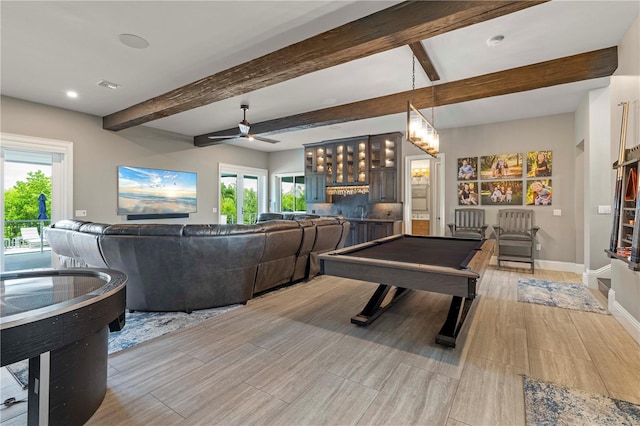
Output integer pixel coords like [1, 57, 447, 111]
[319, 234, 494, 347]
[1, 268, 127, 426]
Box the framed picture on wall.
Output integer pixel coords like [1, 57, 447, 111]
[479, 153, 523, 180]
[458, 182, 479, 205]
[526, 150, 552, 177]
[457, 157, 478, 180]
[480, 180, 523, 205]
[526, 179, 553, 205]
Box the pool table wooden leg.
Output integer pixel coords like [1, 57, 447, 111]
[435, 296, 474, 348]
[351, 284, 410, 326]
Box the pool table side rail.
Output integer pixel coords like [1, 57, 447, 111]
[320, 237, 494, 299]
[467, 239, 495, 274]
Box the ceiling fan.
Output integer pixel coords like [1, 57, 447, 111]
[207, 104, 280, 145]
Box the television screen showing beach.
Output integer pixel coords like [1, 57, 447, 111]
[117, 166, 197, 215]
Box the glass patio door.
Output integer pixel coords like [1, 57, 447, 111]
[219, 164, 267, 225]
[1, 133, 73, 272]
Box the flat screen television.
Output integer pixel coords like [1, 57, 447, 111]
[117, 166, 197, 215]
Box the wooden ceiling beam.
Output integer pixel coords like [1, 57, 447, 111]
[194, 46, 617, 146]
[409, 42, 440, 82]
[103, 1, 546, 131]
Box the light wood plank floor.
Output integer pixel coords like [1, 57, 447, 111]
[3, 266, 640, 425]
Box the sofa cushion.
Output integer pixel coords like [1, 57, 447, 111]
[257, 213, 284, 222]
[254, 221, 303, 294]
[51, 219, 87, 231]
[104, 224, 184, 236]
[292, 220, 317, 282]
[308, 218, 348, 278]
[183, 224, 263, 236]
[78, 222, 110, 234]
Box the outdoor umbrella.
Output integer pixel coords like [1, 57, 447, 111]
[38, 193, 48, 220]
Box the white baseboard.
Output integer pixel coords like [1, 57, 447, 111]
[609, 289, 640, 346]
[490, 256, 580, 274]
[584, 264, 612, 289]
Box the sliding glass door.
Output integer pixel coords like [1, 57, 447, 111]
[219, 164, 267, 225]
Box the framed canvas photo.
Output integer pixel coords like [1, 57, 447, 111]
[480, 180, 523, 205]
[527, 150, 552, 177]
[457, 157, 478, 180]
[479, 153, 523, 180]
[458, 181, 479, 205]
[526, 179, 552, 205]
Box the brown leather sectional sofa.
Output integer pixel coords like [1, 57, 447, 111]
[45, 218, 349, 313]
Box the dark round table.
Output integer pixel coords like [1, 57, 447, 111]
[1, 268, 127, 426]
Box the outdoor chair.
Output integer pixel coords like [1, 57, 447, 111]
[494, 209, 539, 273]
[20, 227, 48, 248]
[448, 208, 488, 239]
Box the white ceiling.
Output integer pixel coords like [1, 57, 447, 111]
[2, 1, 638, 152]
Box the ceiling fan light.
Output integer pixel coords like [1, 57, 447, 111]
[239, 122, 250, 134]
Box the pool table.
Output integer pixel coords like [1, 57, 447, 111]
[319, 234, 494, 347]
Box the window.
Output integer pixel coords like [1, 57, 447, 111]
[278, 174, 305, 212]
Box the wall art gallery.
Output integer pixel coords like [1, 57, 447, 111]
[456, 151, 552, 206]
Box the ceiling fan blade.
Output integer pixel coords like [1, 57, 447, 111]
[203, 139, 234, 146]
[251, 135, 280, 144]
[208, 134, 242, 139]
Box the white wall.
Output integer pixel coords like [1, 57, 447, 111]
[586, 86, 613, 272]
[0, 96, 269, 224]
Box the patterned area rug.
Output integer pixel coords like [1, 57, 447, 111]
[524, 376, 640, 425]
[517, 279, 609, 314]
[5, 304, 241, 389]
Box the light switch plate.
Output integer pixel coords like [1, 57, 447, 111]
[553, 209, 561, 216]
[75, 210, 87, 217]
[597, 205, 611, 214]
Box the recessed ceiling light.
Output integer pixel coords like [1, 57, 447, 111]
[66, 91, 78, 98]
[486, 35, 505, 47]
[119, 33, 149, 49]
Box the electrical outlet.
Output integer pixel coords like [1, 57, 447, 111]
[75, 210, 87, 217]
[212, 207, 217, 213]
[536, 244, 541, 251]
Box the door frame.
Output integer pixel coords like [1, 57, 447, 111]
[403, 153, 445, 236]
[1, 132, 74, 271]
[218, 163, 267, 224]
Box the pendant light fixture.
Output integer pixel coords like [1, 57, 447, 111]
[407, 55, 439, 158]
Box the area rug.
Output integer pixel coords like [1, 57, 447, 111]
[517, 279, 609, 314]
[523, 376, 640, 425]
[5, 304, 241, 389]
